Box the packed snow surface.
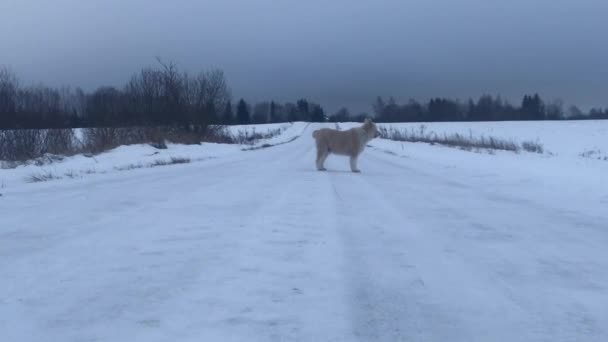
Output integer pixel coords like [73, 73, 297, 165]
[1, 121, 607, 341]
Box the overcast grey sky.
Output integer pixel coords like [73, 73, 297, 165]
[1, 0, 606, 113]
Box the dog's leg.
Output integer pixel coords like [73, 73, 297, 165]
[350, 155, 361, 173]
[316, 148, 327, 171]
[320, 150, 329, 170]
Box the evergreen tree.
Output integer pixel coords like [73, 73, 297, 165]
[222, 101, 233, 124]
[521, 94, 545, 120]
[330, 107, 351, 122]
[236, 99, 250, 124]
[296, 98, 310, 121]
[310, 104, 326, 122]
[270, 101, 278, 123]
[373, 96, 386, 118]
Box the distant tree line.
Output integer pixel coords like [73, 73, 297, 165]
[370, 95, 608, 123]
[0, 60, 229, 130]
[0, 63, 329, 129]
[229, 98, 326, 125]
[1, 62, 606, 129]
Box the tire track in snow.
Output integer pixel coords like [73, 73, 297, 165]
[323, 143, 547, 341]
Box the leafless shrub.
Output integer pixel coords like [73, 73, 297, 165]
[1, 126, 195, 161]
[2, 123, 279, 163]
[0, 128, 80, 162]
[140, 127, 168, 149]
[164, 128, 203, 145]
[82, 127, 124, 153]
[43, 129, 77, 155]
[203, 125, 234, 144]
[81, 126, 202, 154]
[0, 129, 44, 160]
[33, 154, 65, 166]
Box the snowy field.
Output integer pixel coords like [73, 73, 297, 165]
[1, 120, 608, 341]
[0, 122, 308, 188]
[374, 120, 608, 159]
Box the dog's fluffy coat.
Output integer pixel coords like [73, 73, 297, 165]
[312, 119, 379, 172]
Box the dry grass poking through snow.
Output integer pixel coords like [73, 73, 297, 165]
[522, 140, 544, 153]
[2, 125, 287, 165]
[25, 156, 192, 183]
[241, 136, 300, 151]
[148, 157, 191, 167]
[115, 157, 192, 171]
[1, 126, 235, 164]
[580, 149, 608, 161]
[229, 127, 287, 145]
[378, 125, 544, 154]
[25, 172, 63, 183]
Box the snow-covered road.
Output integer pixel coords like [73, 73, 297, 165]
[2, 123, 607, 341]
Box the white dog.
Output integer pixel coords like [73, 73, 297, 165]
[312, 118, 379, 173]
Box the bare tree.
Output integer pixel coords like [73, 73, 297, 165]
[568, 105, 584, 119]
[203, 69, 231, 114]
[0, 66, 19, 128]
[330, 107, 351, 122]
[545, 99, 564, 120]
[191, 69, 231, 124]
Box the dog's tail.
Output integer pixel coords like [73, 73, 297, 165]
[312, 130, 320, 139]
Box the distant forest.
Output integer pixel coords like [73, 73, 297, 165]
[1, 63, 606, 129]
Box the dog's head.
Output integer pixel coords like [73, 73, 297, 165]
[363, 118, 380, 140]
